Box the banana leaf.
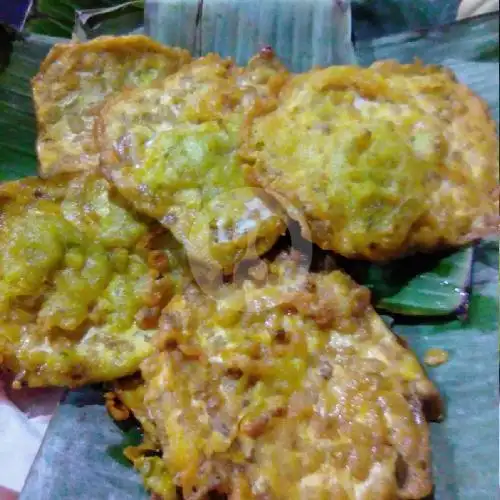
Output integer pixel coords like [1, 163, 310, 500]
[4, 7, 498, 500]
[145, 0, 357, 70]
[393, 238, 499, 500]
[343, 246, 474, 317]
[25, 0, 145, 37]
[356, 10, 498, 64]
[351, 0, 460, 41]
[0, 32, 57, 180]
[74, 2, 145, 40]
[106, 426, 143, 468]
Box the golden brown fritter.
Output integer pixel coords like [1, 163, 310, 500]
[97, 51, 289, 274]
[32, 35, 191, 178]
[140, 252, 441, 500]
[0, 175, 190, 387]
[241, 60, 499, 261]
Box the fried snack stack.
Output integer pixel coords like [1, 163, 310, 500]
[0, 34, 497, 499]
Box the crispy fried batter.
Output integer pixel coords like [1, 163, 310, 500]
[110, 377, 177, 499]
[97, 51, 289, 273]
[32, 35, 191, 178]
[104, 391, 131, 421]
[113, 376, 158, 443]
[140, 252, 441, 499]
[0, 175, 190, 387]
[242, 60, 499, 261]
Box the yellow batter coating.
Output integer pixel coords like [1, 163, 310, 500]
[32, 35, 191, 178]
[242, 60, 499, 261]
[140, 251, 441, 499]
[0, 175, 190, 387]
[97, 51, 289, 274]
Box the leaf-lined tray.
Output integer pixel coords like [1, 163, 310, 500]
[0, 33, 57, 181]
[24, 0, 144, 37]
[16, 9, 500, 500]
[351, 0, 461, 42]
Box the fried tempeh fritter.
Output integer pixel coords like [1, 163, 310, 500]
[0, 175, 190, 387]
[32, 35, 191, 178]
[139, 251, 441, 500]
[242, 61, 499, 261]
[97, 51, 289, 274]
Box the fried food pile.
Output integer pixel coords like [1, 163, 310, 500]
[0, 34, 498, 499]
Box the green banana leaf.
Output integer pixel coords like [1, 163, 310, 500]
[106, 426, 143, 468]
[393, 238, 498, 500]
[25, 0, 144, 37]
[343, 246, 474, 316]
[145, 0, 357, 70]
[0, 33, 57, 181]
[352, 0, 460, 41]
[6, 7, 499, 500]
[74, 2, 144, 40]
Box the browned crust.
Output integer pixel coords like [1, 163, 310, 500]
[34, 35, 191, 80]
[94, 86, 142, 174]
[397, 395, 434, 499]
[369, 58, 456, 79]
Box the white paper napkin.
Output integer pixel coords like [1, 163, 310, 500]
[0, 377, 62, 494]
